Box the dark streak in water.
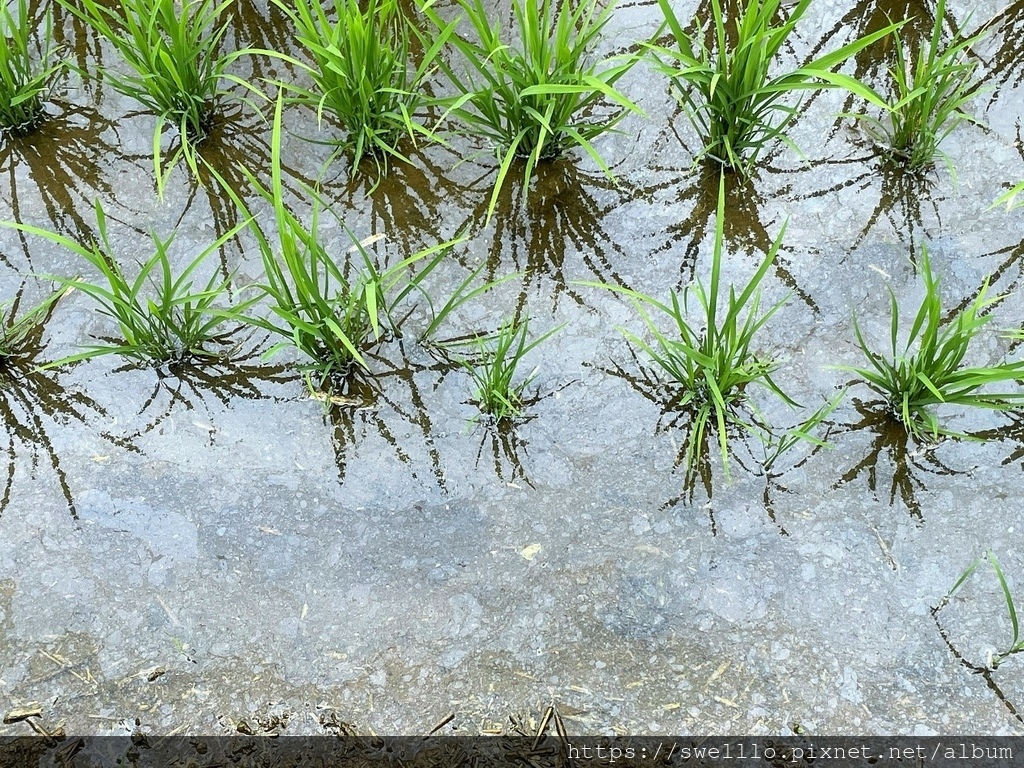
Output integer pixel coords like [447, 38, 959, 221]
[853, 155, 940, 253]
[454, 154, 637, 315]
[222, 0, 300, 82]
[0, 103, 135, 265]
[932, 602, 1024, 726]
[979, 0, 1024, 104]
[102, 345, 295, 444]
[641, 149, 818, 312]
[320, 343, 451, 492]
[806, 0, 954, 128]
[322, 145, 459, 255]
[0, 286, 134, 520]
[473, 421, 533, 489]
[830, 397, 964, 521]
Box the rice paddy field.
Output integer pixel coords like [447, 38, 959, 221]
[4, 0, 1024, 741]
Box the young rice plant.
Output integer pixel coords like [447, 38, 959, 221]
[940, 551, 1024, 670]
[649, 0, 897, 174]
[272, 0, 456, 177]
[218, 96, 455, 391]
[0, 286, 68, 363]
[844, 246, 1024, 440]
[994, 181, 1024, 210]
[0, 0, 63, 136]
[4, 203, 252, 368]
[854, 0, 986, 174]
[56, 0, 263, 195]
[417, 260, 521, 345]
[421, 0, 642, 218]
[456, 316, 560, 423]
[586, 174, 806, 479]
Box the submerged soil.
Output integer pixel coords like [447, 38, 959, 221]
[2, 0, 1024, 739]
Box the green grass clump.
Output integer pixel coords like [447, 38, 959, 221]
[0, 287, 66, 363]
[220, 97, 454, 390]
[0, 0, 62, 136]
[994, 181, 1024, 210]
[422, 0, 642, 218]
[4, 203, 251, 368]
[457, 317, 560, 423]
[588, 174, 803, 477]
[272, 0, 455, 177]
[56, 0, 260, 194]
[844, 246, 1024, 439]
[940, 552, 1024, 670]
[855, 0, 985, 174]
[649, 0, 896, 174]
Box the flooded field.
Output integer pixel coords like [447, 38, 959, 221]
[3, 0, 1024, 741]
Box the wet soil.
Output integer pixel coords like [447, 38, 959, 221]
[2, 0, 1024, 738]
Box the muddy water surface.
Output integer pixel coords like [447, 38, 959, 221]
[2, 0, 1024, 738]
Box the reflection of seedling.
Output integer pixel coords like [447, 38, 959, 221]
[456, 317, 561, 423]
[0, 284, 125, 519]
[272, 0, 455, 177]
[0, 0, 63, 136]
[647, 0, 896, 174]
[421, 0, 642, 219]
[5, 202, 253, 368]
[842, 246, 1024, 440]
[854, 0, 985, 175]
[940, 552, 1024, 670]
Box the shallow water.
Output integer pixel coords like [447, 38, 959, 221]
[2, 0, 1024, 738]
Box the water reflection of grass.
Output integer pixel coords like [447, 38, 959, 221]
[103, 347, 294, 444]
[0, 285, 134, 519]
[638, 162, 817, 309]
[0, 103, 141, 266]
[319, 344, 447, 489]
[830, 397, 961, 520]
[978, 0, 1024, 103]
[451, 157, 637, 313]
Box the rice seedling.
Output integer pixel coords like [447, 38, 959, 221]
[995, 180, 1024, 210]
[217, 95, 457, 391]
[585, 174, 806, 479]
[417, 261, 520, 344]
[853, 0, 986, 174]
[421, 0, 642, 219]
[842, 246, 1024, 440]
[3, 202, 253, 368]
[55, 0, 263, 195]
[0, 0, 63, 136]
[272, 0, 456, 177]
[455, 316, 561, 423]
[939, 551, 1024, 670]
[648, 0, 898, 174]
[0, 285, 68, 363]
